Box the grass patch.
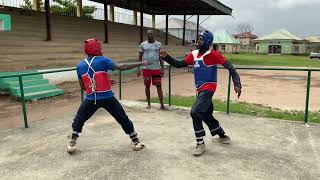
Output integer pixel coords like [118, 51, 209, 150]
[148, 96, 320, 124]
[224, 53, 320, 67]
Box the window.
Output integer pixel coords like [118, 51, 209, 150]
[294, 45, 299, 52]
[222, 45, 226, 51]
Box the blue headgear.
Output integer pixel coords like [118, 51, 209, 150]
[199, 31, 214, 49]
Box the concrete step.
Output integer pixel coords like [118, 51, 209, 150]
[0, 33, 141, 43]
[16, 88, 64, 101]
[10, 84, 56, 95]
[0, 8, 185, 72]
[0, 27, 178, 41]
[0, 48, 186, 61]
[0, 47, 143, 55]
[0, 79, 50, 90]
[12, 17, 140, 30]
[0, 74, 43, 83]
[11, 25, 140, 35]
[0, 36, 141, 45]
[8, 22, 175, 40]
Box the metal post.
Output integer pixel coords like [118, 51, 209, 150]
[152, 14, 156, 29]
[226, 73, 231, 114]
[119, 70, 122, 100]
[19, 76, 28, 128]
[168, 66, 172, 106]
[182, 14, 186, 46]
[196, 14, 199, 42]
[304, 71, 311, 123]
[110, 4, 115, 22]
[104, 1, 109, 43]
[76, 0, 83, 17]
[140, 0, 144, 43]
[45, 0, 51, 41]
[133, 10, 138, 26]
[165, 13, 168, 45]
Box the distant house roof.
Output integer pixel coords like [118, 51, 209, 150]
[213, 30, 240, 44]
[157, 18, 206, 31]
[305, 36, 320, 43]
[235, 32, 258, 39]
[255, 29, 303, 41]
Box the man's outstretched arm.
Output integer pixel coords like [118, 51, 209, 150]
[160, 50, 189, 68]
[114, 61, 150, 71]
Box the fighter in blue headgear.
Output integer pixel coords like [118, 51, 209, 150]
[196, 30, 214, 50]
[159, 30, 242, 156]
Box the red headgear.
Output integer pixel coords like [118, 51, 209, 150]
[84, 38, 102, 56]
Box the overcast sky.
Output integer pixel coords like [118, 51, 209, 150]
[83, 0, 320, 38]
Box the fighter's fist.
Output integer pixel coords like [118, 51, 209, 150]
[160, 49, 168, 58]
[234, 86, 242, 98]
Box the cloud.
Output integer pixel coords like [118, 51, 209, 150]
[270, 0, 320, 9]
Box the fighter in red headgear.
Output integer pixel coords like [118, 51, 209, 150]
[67, 38, 150, 154]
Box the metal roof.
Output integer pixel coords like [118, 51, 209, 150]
[305, 36, 320, 43]
[255, 29, 303, 41]
[156, 18, 206, 30]
[213, 30, 240, 44]
[89, 0, 232, 15]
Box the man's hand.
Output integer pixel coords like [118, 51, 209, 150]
[234, 86, 242, 98]
[160, 49, 168, 58]
[137, 61, 150, 76]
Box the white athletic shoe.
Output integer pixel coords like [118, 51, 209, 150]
[212, 135, 231, 144]
[67, 138, 77, 154]
[193, 143, 206, 156]
[132, 141, 145, 151]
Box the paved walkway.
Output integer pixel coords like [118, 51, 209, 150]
[0, 101, 319, 180]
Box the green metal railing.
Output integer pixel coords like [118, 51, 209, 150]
[221, 66, 319, 124]
[0, 67, 76, 128]
[118, 66, 319, 124]
[0, 66, 319, 128]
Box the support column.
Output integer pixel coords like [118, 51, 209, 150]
[104, 2, 109, 43]
[196, 14, 199, 42]
[140, 0, 144, 43]
[110, 4, 115, 22]
[32, 0, 40, 11]
[76, 0, 83, 17]
[165, 13, 168, 45]
[152, 14, 155, 29]
[45, 0, 51, 41]
[133, 10, 138, 26]
[182, 14, 186, 46]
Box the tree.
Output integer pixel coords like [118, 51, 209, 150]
[235, 23, 254, 34]
[21, 0, 34, 10]
[21, 0, 96, 18]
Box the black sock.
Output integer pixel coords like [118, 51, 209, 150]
[196, 137, 204, 145]
[72, 132, 79, 139]
[129, 132, 139, 144]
